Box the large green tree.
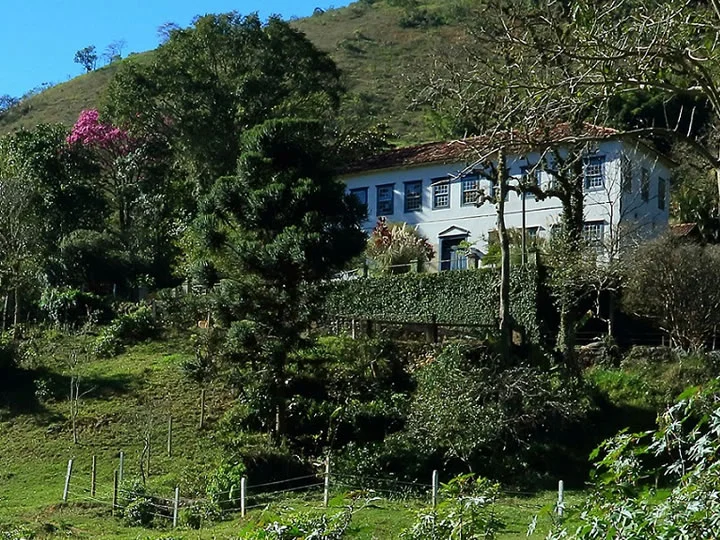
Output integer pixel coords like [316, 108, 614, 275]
[103, 13, 344, 195]
[198, 119, 366, 435]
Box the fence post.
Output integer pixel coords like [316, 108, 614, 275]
[426, 315, 439, 344]
[63, 458, 74, 502]
[351, 319, 356, 340]
[557, 480, 564, 517]
[91, 455, 97, 497]
[323, 455, 330, 508]
[173, 486, 180, 527]
[167, 416, 173, 457]
[112, 470, 118, 516]
[432, 470, 439, 508]
[199, 389, 206, 429]
[241, 476, 247, 517]
[118, 451, 124, 487]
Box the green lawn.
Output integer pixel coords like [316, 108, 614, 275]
[0, 332, 588, 538]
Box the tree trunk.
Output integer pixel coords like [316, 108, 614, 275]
[2, 294, 7, 333]
[12, 285, 19, 339]
[497, 147, 512, 360]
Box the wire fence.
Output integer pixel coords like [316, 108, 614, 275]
[58, 455, 561, 529]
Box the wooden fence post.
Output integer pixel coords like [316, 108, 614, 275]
[241, 476, 247, 517]
[63, 458, 74, 502]
[118, 451, 124, 487]
[167, 416, 173, 457]
[91, 455, 97, 497]
[173, 486, 180, 527]
[432, 470, 439, 508]
[557, 480, 564, 517]
[199, 389, 206, 429]
[112, 470, 118, 516]
[323, 455, 330, 508]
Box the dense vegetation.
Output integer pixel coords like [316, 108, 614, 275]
[4, 0, 720, 537]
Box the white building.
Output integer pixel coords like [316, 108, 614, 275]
[342, 128, 672, 271]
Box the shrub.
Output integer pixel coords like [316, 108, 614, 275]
[39, 287, 109, 327]
[155, 288, 210, 329]
[405, 343, 588, 482]
[206, 461, 246, 509]
[93, 305, 158, 357]
[365, 218, 435, 274]
[401, 474, 505, 539]
[254, 507, 353, 540]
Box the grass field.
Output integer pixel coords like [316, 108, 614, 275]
[0, 332, 588, 538]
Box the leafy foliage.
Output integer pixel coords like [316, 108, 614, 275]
[405, 343, 588, 479]
[623, 235, 720, 349]
[324, 266, 539, 342]
[401, 474, 504, 539]
[549, 380, 720, 538]
[366, 217, 435, 274]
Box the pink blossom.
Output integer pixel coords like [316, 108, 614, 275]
[67, 109, 133, 153]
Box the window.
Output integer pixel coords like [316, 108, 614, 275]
[658, 177, 666, 210]
[526, 226, 539, 240]
[641, 168, 650, 202]
[376, 184, 394, 216]
[584, 155, 605, 190]
[521, 165, 541, 198]
[461, 175, 480, 206]
[404, 180, 422, 212]
[432, 179, 450, 209]
[583, 221, 604, 245]
[440, 236, 468, 271]
[621, 156, 633, 193]
[350, 187, 368, 211]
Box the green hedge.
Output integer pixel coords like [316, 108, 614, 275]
[324, 267, 539, 342]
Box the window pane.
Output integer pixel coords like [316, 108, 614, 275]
[432, 180, 450, 209]
[404, 180, 422, 212]
[350, 188, 368, 208]
[641, 168, 650, 201]
[622, 156, 632, 193]
[376, 184, 394, 216]
[658, 177, 666, 210]
[462, 176, 480, 206]
[584, 156, 604, 190]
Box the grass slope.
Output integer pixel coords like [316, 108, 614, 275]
[0, 1, 467, 143]
[0, 331, 584, 538]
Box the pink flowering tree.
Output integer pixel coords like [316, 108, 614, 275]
[67, 109, 144, 234]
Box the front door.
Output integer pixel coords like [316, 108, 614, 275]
[440, 236, 468, 271]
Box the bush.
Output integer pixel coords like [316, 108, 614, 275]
[206, 461, 246, 509]
[404, 343, 588, 482]
[402, 474, 505, 539]
[155, 289, 210, 330]
[93, 305, 159, 357]
[39, 287, 109, 327]
[254, 507, 354, 540]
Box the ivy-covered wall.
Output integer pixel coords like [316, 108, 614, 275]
[323, 267, 539, 342]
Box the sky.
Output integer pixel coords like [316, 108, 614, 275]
[0, 0, 352, 98]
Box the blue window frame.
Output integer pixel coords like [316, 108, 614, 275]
[404, 180, 422, 212]
[376, 184, 394, 216]
[432, 179, 450, 209]
[461, 175, 480, 206]
[583, 155, 605, 190]
[350, 187, 368, 211]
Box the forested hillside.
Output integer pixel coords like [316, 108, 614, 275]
[0, 1, 472, 143]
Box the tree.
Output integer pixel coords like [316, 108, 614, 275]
[104, 13, 344, 196]
[66, 109, 178, 288]
[623, 235, 720, 350]
[74, 46, 97, 72]
[0, 177, 43, 335]
[198, 119, 366, 435]
[103, 39, 126, 64]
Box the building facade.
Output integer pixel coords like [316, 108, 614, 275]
[342, 134, 672, 271]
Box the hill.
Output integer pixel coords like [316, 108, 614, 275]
[0, 1, 469, 143]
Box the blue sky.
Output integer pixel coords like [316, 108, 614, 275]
[1, 0, 352, 98]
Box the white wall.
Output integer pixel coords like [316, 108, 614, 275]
[342, 138, 672, 269]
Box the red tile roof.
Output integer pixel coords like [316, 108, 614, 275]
[345, 123, 620, 174]
[670, 222, 698, 237]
